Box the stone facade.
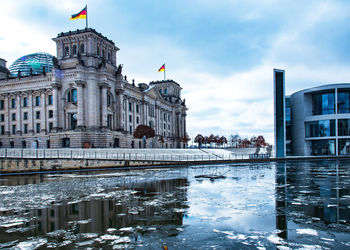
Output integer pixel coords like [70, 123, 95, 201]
[0, 28, 187, 148]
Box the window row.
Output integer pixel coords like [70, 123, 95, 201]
[0, 122, 54, 135]
[0, 110, 54, 122]
[310, 139, 350, 156]
[312, 90, 350, 115]
[64, 44, 85, 56]
[0, 95, 53, 109]
[305, 118, 350, 137]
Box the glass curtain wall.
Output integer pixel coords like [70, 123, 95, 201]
[338, 90, 350, 113]
[312, 92, 335, 115]
[311, 140, 335, 155]
[339, 139, 350, 155]
[305, 120, 335, 138]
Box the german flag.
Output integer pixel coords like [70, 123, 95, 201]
[70, 6, 87, 20]
[158, 64, 165, 72]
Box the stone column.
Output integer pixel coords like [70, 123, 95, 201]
[40, 91, 47, 133]
[16, 94, 21, 135]
[124, 96, 129, 132]
[52, 86, 59, 131]
[101, 85, 108, 128]
[28, 93, 34, 134]
[115, 90, 124, 130]
[4, 95, 9, 135]
[76, 81, 85, 129]
[87, 75, 99, 130]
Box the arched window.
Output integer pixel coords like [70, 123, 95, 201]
[67, 88, 77, 103]
[72, 45, 77, 55]
[80, 44, 85, 54]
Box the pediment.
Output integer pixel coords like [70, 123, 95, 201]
[64, 102, 78, 111]
[146, 87, 163, 100]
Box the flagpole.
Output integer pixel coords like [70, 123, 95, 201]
[86, 5, 88, 28]
[164, 63, 166, 80]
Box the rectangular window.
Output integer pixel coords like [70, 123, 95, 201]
[168, 114, 171, 122]
[24, 124, 28, 134]
[48, 122, 53, 132]
[136, 117, 139, 124]
[305, 120, 335, 138]
[0, 100, 4, 110]
[312, 92, 335, 115]
[11, 98, 16, 109]
[164, 113, 166, 120]
[23, 97, 28, 107]
[69, 113, 77, 130]
[48, 110, 53, 118]
[129, 125, 132, 134]
[129, 102, 132, 112]
[48, 95, 53, 105]
[0, 114, 4, 122]
[107, 114, 112, 129]
[129, 115, 132, 123]
[12, 125, 16, 134]
[0, 125, 4, 135]
[22, 141, 26, 148]
[311, 139, 335, 155]
[12, 113, 16, 121]
[35, 96, 41, 106]
[36, 123, 41, 133]
[23, 112, 28, 120]
[36, 111, 40, 119]
[136, 104, 139, 113]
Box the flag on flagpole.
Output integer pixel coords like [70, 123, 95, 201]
[70, 6, 87, 20]
[158, 64, 165, 72]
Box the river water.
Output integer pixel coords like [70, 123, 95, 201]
[0, 160, 349, 249]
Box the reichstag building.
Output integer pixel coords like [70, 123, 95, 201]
[0, 28, 188, 148]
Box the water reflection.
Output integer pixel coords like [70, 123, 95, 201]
[275, 160, 350, 247]
[0, 162, 350, 248]
[0, 175, 188, 248]
[275, 163, 287, 239]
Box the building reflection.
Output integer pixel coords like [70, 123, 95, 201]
[0, 177, 188, 242]
[275, 161, 350, 240]
[275, 163, 287, 239]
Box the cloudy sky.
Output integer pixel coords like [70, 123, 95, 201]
[1, 0, 350, 144]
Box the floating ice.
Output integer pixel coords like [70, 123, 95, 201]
[112, 236, 131, 244]
[267, 235, 284, 245]
[16, 238, 47, 249]
[296, 229, 318, 236]
[100, 234, 120, 240]
[75, 240, 95, 246]
[119, 227, 134, 232]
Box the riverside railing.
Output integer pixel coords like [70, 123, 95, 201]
[0, 148, 269, 162]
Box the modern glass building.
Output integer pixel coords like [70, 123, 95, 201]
[9, 53, 54, 77]
[286, 84, 350, 156]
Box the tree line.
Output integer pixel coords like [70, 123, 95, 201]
[194, 133, 269, 149]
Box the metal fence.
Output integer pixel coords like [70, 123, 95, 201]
[0, 148, 269, 162]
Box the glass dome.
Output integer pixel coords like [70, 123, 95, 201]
[9, 52, 54, 77]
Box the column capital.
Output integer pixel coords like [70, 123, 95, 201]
[51, 83, 62, 89]
[75, 80, 86, 87]
[115, 88, 124, 95]
[99, 82, 109, 88]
